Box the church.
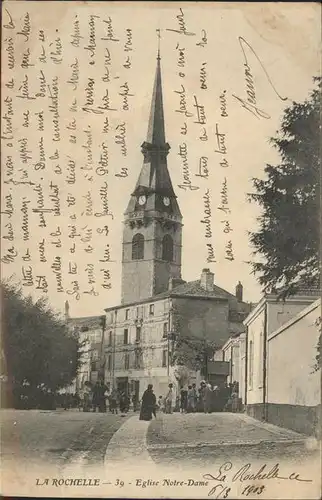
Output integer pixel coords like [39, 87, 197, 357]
[100, 53, 251, 400]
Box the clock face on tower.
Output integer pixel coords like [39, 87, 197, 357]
[163, 196, 170, 207]
[138, 195, 147, 206]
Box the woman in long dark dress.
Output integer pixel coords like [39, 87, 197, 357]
[139, 384, 156, 421]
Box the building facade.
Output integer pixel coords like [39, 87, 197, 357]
[244, 292, 320, 433]
[104, 269, 251, 399]
[66, 302, 105, 391]
[266, 299, 321, 437]
[220, 332, 247, 402]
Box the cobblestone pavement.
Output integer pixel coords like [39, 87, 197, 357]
[1, 409, 320, 499]
[147, 412, 320, 468]
[1, 409, 131, 468]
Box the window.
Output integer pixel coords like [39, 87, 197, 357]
[134, 350, 141, 369]
[107, 354, 112, 371]
[108, 331, 112, 346]
[149, 304, 154, 316]
[248, 340, 254, 389]
[162, 349, 167, 367]
[124, 353, 130, 370]
[123, 328, 129, 344]
[163, 322, 168, 338]
[125, 309, 130, 320]
[136, 306, 143, 318]
[132, 233, 144, 260]
[162, 234, 174, 261]
[91, 361, 98, 372]
[136, 326, 141, 342]
[92, 349, 99, 361]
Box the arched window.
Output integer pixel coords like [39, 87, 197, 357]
[162, 234, 173, 261]
[132, 233, 144, 260]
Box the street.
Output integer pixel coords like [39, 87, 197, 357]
[1, 409, 320, 498]
[1, 409, 130, 468]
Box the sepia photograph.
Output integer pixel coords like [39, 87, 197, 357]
[0, 1, 321, 498]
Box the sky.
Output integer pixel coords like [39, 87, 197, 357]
[1, 1, 320, 318]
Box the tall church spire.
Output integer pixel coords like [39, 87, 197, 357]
[125, 52, 181, 215]
[146, 52, 166, 146]
[121, 50, 183, 304]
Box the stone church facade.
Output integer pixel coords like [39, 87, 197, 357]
[101, 54, 251, 399]
[68, 54, 251, 399]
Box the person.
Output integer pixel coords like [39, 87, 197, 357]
[180, 388, 188, 413]
[204, 383, 213, 413]
[92, 381, 101, 412]
[157, 395, 164, 412]
[200, 381, 212, 413]
[119, 391, 126, 413]
[212, 385, 220, 413]
[221, 382, 231, 412]
[109, 388, 118, 414]
[164, 383, 174, 414]
[192, 383, 198, 412]
[187, 385, 195, 413]
[197, 387, 203, 412]
[83, 382, 92, 412]
[231, 390, 239, 413]
[139, 384, 156, 421]
[132, 393, 139, 412]
[124, 392, 130, 412]
[99, 381, 108, 412]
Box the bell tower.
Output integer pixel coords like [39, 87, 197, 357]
[121, 52, 183, 304]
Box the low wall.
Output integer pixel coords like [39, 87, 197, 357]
[246, 403, 265, 421]
[246, 402, 321, 437]
[267, 403, 321, 437]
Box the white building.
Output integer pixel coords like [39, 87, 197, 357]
[220, 332, 247, 403]
[244, 292, 320, 436]
[266, 299, 321, 436]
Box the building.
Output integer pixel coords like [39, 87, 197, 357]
[220, 331, 247, 402]
[65, 301, 105, 391]
[266, 298, 321, 436]
[102, 53, 251, 400]
[244, 291, 320, 435]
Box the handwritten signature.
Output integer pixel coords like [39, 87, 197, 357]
[203, 461, 312, 497]
[232, 37, 287, 119]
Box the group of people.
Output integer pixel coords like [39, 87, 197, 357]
[78, 381, 139, 414]
[138, 380, 241, 421]
[175, 380, 240, 414]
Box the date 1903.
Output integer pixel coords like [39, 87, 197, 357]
[209, 484, 265, 498]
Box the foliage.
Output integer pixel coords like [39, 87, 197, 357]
[2, 280, 84, 406]
[169, 306, 217, 382]
[248, 77, 321, 297]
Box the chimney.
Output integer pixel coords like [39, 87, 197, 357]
[200, 268, 214, 292]
[236, 281, 243, 302]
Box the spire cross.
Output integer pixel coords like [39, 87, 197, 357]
[156, 28, 161, 59]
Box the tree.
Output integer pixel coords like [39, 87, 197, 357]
[248, 77, 320, 297]
[168, 304, 217, 386]
[2, 280, 83, 407]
